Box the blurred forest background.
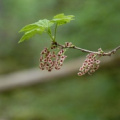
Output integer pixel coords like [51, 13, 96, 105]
[0, 0, 120, 120]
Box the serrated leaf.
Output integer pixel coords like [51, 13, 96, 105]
[19, 24, 38, 32]
[19, 19, 54, 43]
[37, 19, 54, 28]
[51, 13, 74, 26]
[19, 19, 53, 33]
[18, 28, 44, 43]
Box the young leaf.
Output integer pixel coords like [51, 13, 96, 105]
[37, 19, 54, 28]
[19, 24, 39, 33]
[19, 19, 54, 43]
[18, 28, 44, 43]
[51, 13, 74, 26]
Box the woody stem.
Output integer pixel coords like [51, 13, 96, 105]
[54, 42, 120, 57]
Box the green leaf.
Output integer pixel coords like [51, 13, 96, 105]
[19, 24, 39, 32]
[18, 28, 44, 43]
[51, 13, 75, 26]
[19, 19, 54, 43]
[19, 14, 75, 43]
[37, 19, 54, 28]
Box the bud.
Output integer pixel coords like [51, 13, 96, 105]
[65, 42, 72, 47]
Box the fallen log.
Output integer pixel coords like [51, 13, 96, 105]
[0, 55, 119, 92]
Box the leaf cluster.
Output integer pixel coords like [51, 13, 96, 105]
[19, 13, 74, 43]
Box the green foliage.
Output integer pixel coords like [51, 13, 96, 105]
[19, 13, 74, 43]
[19, 19, 54, 43]
[51, 13, 74, 26]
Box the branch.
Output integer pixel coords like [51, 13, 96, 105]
[54, 42, 120, 56]
[102, 46, 120, 56]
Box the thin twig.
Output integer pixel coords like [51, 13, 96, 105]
[55, 42, 120, 56]
[102, 46, 120, 56]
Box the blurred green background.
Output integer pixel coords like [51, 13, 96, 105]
[0, 0, 120, 120]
